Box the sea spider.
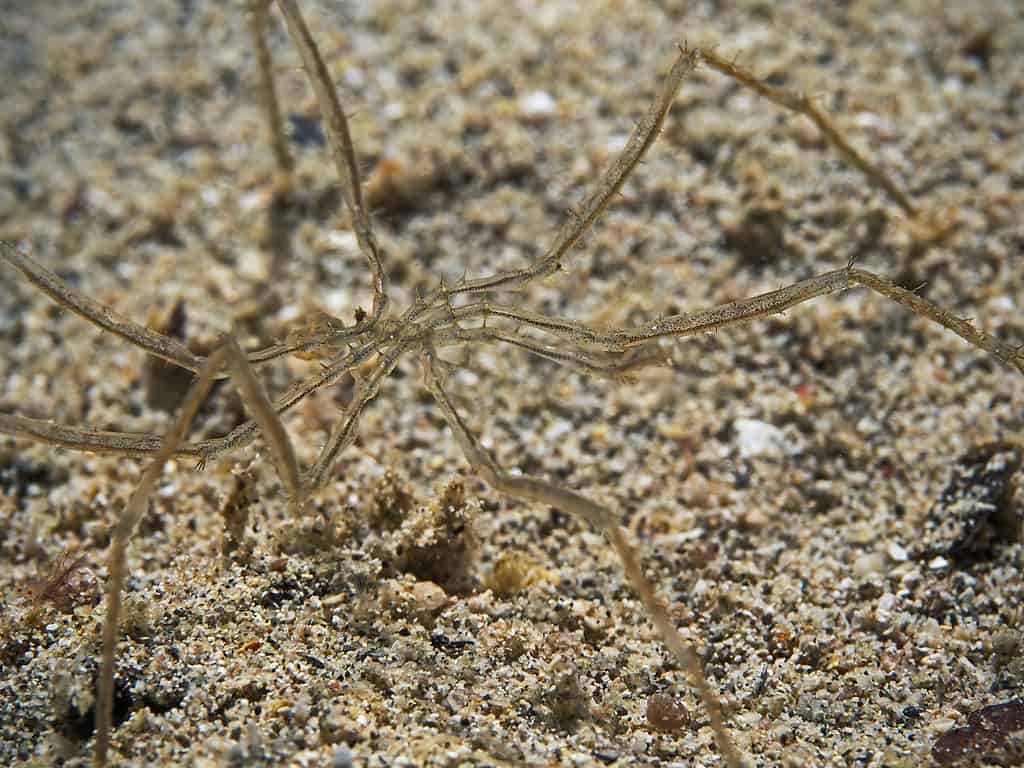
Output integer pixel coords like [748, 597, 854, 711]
[2, 2, 1022, 766]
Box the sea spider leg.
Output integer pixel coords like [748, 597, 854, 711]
[0, 321, 382, 463]
[846, 268, 1024, 374]
[395, 44, 702, 328]
[249, 0, 293, 178]
[419, 259, 1024, 377]
[221, 337, 303, 501]
[273, 0, 388, 335]
[435, 267, 1021, 377]
[93, 345, 227, 766]
[299, 310, 662, 493]
[434, 325, 666, 382]
[419, 347, 745, 767]
[0, 236, 343, 372]
[0, 1, 390, 375]
[698, 47, 920, 221]
[529, 266, 1024, 375]
[0, 240, 205, 373]
[0, 412, 165, 458]
[303, 333, 419, 490]
[92, 335, 304, 766]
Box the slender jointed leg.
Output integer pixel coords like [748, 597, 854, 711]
[94, 346, 227, 767]
[93, 336, 303, 766]
[420, 347, 748, 768]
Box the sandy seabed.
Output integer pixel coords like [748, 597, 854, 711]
[1, 1, 1023, 766]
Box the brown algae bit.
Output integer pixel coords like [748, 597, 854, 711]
[915, 441, 1023, 561]
[22, 547, 90, 619]
[932, 698, 1024, 765]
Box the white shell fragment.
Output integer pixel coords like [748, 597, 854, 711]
[735, 418, 789, 459]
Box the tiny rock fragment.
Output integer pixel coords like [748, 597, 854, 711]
[914, 442, 1022, 561]
[380, 581, 452, 626]
[410, 580, 451, 616]
[486, 551, 544, 596]
[887, 541, 909, 562]
[991, 629, 1021, 667]
[428, 631, 475, 656]
[331, 745, 355, 768]
[518, 90, 557, 120]
[224, 675, 268, 705]
[121, 593, 154, 639]
[319, 703, 362, 748]
[851, 552, 884, 577]
[646, 692, 690, 732]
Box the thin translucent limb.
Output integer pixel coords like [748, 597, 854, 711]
[0, 413, 164, 457]
[249, 0, 293, 175]
[221, 337, 302, 499]
[848, 268, 1024, 375]
[248, 0, 300, 285]
[493, 265, 1024, 375]
[189, 335, 381, 464]
[93, 336, 305, 764]
[273, 0, 388, 332]
[421, 300, 631, 349]
[246, 334, 347, 365]
[302, 336, 413, 489]
[302, 390, 367, 492]
[9, 262, 1016, 467]
[0, 239, 301, 371]
[399, 44, 701, 324]
[246, 309, 375, 364]
[420, 349, 746, 768]
[0, 331, 381, 462]
[435, 326, 666, 382]
[258, 313, 661, 462]
[569, 268, 855, 348]
[94, 345, 228, 767]
[699, 47, 918, 218]
[418, 271, 853, 351]
[468, 45, 702, 292]
[1, 240, 204, 373]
